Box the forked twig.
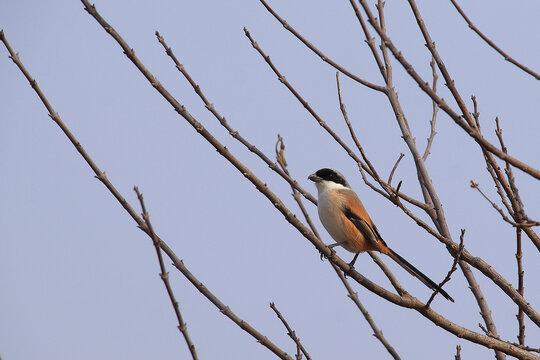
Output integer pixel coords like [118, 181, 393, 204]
[425, 229, 464, 307]
[270, 302, 312, 360]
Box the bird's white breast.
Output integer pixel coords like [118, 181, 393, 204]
[316, 183, 349, 244]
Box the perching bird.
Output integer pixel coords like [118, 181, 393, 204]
[308, 168, 453, 302]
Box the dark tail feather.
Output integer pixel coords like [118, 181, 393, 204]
[387, 248, 454, 302]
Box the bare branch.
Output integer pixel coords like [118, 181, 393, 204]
[135, 187, 198, 360]
[450, 0, 540, 80]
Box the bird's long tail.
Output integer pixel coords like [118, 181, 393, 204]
[387, 247, 454, 302]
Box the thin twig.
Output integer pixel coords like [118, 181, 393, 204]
[469, 181, 528, 227]
[368, 252, 407, 297]
[270, 303, 312, 360]
[455, 345, 462, 360]
[495, 118, 526, 218]
[135, 187, 198, 360]
[516, 228, 525, 345]
[422, 57, 439, 162]
[336, 71, 382, 182]
[450, 0, 540, 80]
[388, 153, 404, 186]
[471, 95, 480, 129]
[334, 265, 402, 360]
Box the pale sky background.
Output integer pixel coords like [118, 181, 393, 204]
[1, 1, 539, 359]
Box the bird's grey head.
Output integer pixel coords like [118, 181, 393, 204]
[308, 168, 350, 188]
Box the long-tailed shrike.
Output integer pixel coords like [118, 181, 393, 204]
[309, 168, 453, 302]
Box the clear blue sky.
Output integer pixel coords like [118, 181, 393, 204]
[1, 1, 539, 359]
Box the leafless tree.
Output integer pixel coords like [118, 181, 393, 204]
[2, 1, 539, 359]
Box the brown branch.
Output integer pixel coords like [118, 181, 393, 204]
[154, 31, 316, 206]
[259, 0, 386, 92]
[450, 0, 540, 80]
[516, 228, 525, 346]
[270, 303, 312, 360]
[135, 187, 198, 360]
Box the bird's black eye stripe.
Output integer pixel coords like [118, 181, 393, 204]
[315, 168, 347, 186]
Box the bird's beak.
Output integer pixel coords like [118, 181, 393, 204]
[308, 173, 321, 182]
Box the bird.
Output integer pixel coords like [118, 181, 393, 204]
[308, 168, 454, 302]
